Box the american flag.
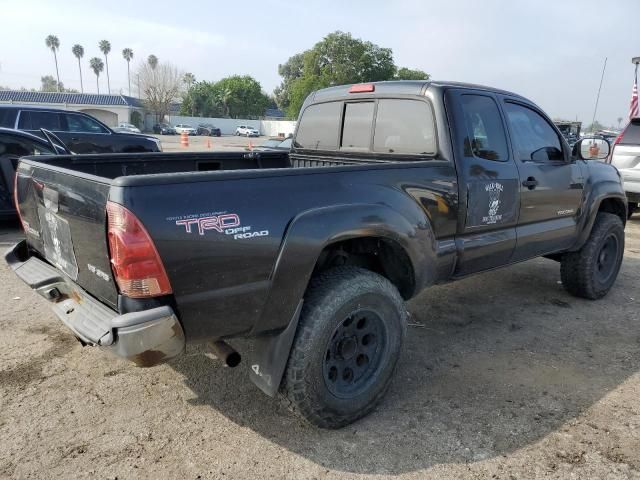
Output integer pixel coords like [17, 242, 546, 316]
[631, 78, 639, 120]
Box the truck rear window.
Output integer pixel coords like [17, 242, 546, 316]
[341, 102, 374, 150]
[295, 102, 341, 150]
[373, 99, 436, 155]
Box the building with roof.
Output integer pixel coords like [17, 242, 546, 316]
[0, 90, 146, 128]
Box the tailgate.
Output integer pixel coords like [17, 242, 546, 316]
[15, 160, 118, 308]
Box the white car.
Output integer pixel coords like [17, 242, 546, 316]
[175, 124, 197, 136]
[235, 125, 260, 137]
[117, 122, 141, 133]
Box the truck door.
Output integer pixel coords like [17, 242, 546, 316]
[446, 89, 520, 276]
[501, 99, 585, 261]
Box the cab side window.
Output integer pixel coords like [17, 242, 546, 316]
[459, 95, 508, 161]
[504, 103, 563, 162]
[66, 114, 109, 133]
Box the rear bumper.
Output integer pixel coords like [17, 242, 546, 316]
[5, 241, 185, 367]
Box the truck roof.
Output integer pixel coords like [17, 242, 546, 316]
[309, 80, 527, 103]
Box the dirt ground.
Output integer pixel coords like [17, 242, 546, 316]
[0, 217, 639, 480]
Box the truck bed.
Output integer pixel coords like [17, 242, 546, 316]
[31, 150, 385, 181]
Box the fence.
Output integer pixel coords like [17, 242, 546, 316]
[165, 115, 297, 137]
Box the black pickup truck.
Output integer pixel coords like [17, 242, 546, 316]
[5, 81, 627, 428]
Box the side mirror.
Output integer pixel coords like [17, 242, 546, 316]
[573, 137, 610, 161]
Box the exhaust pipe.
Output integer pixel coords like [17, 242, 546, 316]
[208, 340, 241, 368]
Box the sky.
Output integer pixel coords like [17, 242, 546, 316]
[0, 0, 638, 127]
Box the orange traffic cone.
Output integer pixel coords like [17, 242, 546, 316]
[206, 138, 211, 149]
[248, 140, 253, 151]
[181, 130, 189, 148]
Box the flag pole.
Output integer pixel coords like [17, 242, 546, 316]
[590, 57, 607, 133]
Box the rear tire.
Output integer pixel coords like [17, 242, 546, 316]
[280, 267, 407, 429]
[561, 212, 624, 299]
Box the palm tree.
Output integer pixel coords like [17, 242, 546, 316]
[72, 44, 84, 93]
[122, 48, 134, 96]
[45, 35, 61, 92]
[98, 40, 111, 94]
[183, 72, 195, 90]
[147, 54, 158, 70]
[219, 87, 232, 117]
[89, 57, 104, 94]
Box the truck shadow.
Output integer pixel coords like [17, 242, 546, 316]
[169, 251, 640, 475]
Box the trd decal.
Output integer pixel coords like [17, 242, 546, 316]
[175, 214, 240, 235]
[168, 212, 269, 240]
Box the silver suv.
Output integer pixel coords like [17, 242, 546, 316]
[610, 118, 640, 218]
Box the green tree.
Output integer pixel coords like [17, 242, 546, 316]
[147, 55, 158, 70]
[122, 48, 134, 96]
[395, 67, 430, 80]
[89, 57, 104, 93]
[275, 31, 428, 117]
[40, 75, 64, 92]
[183, 72, 196, 90]
[99, 40, 111, 94]
[181, 76, 270, 119]
[45, 35, 61, 92]
[72, 44, 85, 93]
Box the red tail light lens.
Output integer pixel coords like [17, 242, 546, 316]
[13, 172, 26, 232]
[106, 201, 172, 298]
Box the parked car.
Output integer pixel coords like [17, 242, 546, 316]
[254, 137, 292, 151]
[174, 124, 197, 136]
[610, 118, 640, 218]
[153, 123, 177, 135]
[117, 122, 141, 133]
[0, 106, 161, 153]
[235, 125, 260, 137]
[7, 81, 627, 429]
[197, 124, 222, 137]
[0, 127, 65, 220]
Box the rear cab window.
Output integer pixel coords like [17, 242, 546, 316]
[373, 99, 436, 155]
[295, 98, 437, 156]
[295, 102, 342, 150]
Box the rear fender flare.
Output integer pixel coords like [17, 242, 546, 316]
[247, 203, 436, 396]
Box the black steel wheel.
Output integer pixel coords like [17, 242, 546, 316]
[323, 309, 387, 398]
[561, 212, 624, 299]
[280, 267, 406, 428]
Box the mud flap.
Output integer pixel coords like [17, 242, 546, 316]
[248, 300, 303, 396]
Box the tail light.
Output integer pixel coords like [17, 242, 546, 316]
[13, 172, 26, 232]
[106, 201, 172, 298]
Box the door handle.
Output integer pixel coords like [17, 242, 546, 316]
[522, 177, 538, 190]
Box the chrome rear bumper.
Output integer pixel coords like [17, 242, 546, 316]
[5, 241, 185, 367]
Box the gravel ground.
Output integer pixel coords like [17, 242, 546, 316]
[0, 217, 639, 479]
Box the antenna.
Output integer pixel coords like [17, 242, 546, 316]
[590, 57, 607, 132]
